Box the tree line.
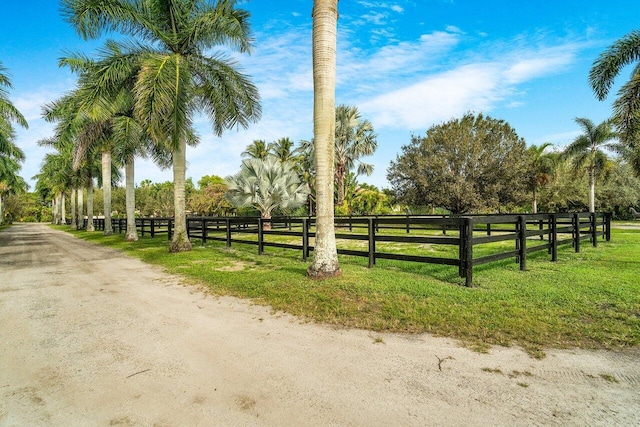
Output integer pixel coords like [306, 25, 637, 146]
[3, 1, 640, 279]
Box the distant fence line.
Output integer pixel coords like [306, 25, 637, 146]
[82, 213, 611, 287]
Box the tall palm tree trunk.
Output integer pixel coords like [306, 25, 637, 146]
[125, 156, 138, 241]
[77, 187, 84, 229]
[102, 150, 113, 235]
[86, 178, 95, 232]
[51, 194, 60, 225]
[308, 0, 341, 279]
[61, 192, 66, 224]
[170, 139, 191, 252]
[532, 185, 538, 214]
[51, 196, 56, 224]
[0, 196, 4, 225]
[70, 188, 77, 229]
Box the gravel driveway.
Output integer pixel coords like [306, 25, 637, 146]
[1, 223, 638, 426]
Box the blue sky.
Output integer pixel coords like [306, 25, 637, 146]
[2, 0, 640, 190]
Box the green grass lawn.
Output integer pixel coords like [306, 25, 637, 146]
[51, 223, 640, 358]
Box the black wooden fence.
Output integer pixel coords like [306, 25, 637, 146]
[84, 212, 611, 287]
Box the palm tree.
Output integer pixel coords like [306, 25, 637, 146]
[589, 30, 640, 172]
[527, 143, 555, 213]
[0, 61, 28, 142]
[334, 105, 377, 206]
[225, 156, 308, 230]
[0, 159, 28, 224]
[564, 118, 621, 212]
[61, 45, 171, 241]
[242, 140, 270, 160]
[33, 150, 74, 225]
[43, 90, 119, 232]
[63, 0, 261, 252]
[0, 62, 28, 224]
[297, 139, 316, 216]
[269, 137, 301, 164]
[308, 0, 341, 279]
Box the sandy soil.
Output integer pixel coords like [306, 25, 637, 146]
[1, 223, 638, 426]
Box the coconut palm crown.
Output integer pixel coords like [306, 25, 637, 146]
[589, 29, 640, 172]
[564, 117, 621, 212]
[62, 0, 261, 252]
[334, 105, 377, 206]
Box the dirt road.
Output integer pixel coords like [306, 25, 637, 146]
[1, 223, 638, 426]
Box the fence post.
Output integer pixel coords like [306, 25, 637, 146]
[518, 216, 527, 271]
[486, 223, 491, 236]
[202, 217, 207, 246]
[605, 212, 611, 242]
[368, 217, 376, 268]
[302, 218, 309, 261]
[464, 218, 474, 287]
[226, 218, 231, 249]
[515, 219, 521, 264]
[257, 218, 263, 255]
[590, 212, 597, 247]
[550, 214, 557, 262]
[406, 213, 410, 234]
[539, 219, 544, 240]
[573, 213, 580, 253]
[150, 218, 155, 238]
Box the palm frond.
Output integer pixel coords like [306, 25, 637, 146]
[191, 53, 261, 136]
[589, 29, 640, 100]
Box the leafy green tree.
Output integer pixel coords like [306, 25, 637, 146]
[135, 180, 176, 218]
[350, 183, 391, 215]
[387, 113, 530, 214]
[189, 182, 230, 216]
[564, 118, 621, 212]
[527, 143, 555, 213]
[190, 174, 229, 216]
[596, 159, 640, 217]
[63, 0, 261, 252]
[589, 30, 640, 171]
[334, 105, 377, 206]
[3, 191, 48, 223]
[226, 157, 308, 229]
[538, 155, 587, 212]
[197, 174, 226, 189]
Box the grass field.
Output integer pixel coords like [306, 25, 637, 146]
[51, 223, 640, 358]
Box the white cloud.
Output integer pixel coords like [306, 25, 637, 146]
[504, 49, 575, 84]
[360, 63, 504, 129]
[337, 29, 461, 92]
[355, 41, 580, 131]
[361, 11, 386, 25]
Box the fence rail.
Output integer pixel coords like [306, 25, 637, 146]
[82, 212, 611, 287]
